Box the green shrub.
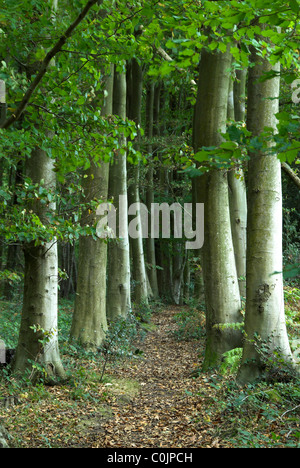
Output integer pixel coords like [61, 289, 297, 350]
[220, 348, 243, 375]
[172, 306, 205, 341]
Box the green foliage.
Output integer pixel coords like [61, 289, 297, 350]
[134, 300, 152, 324]
[97, 313, 142, 383]
[0, 300, 21, 349]
[0, 176, 100, 246]
[0, 270, 23, 288]
[219, 376, 300, 448]
[284, 288, 300, 360]
[172, 305, 205, 341]
[220, 348, 243, 375]
[213, 321, 245, 332]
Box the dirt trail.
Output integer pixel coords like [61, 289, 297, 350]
[89, 307, 220, 448]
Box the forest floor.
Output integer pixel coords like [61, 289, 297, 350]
[1, 303, 299, 448]
[88, 306, 224, 449]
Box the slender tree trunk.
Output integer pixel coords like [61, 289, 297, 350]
[157, 168, 173, 302]
[228, 170, 247, 298]
[70, 68, 114, 349]
[183, 253, 191, 303]
[192, 179, 205, 302]
[228, 69, 247, 298]
[127, 59, 149, 306]
[172, 244, 187, 305]
[237, 51, 294, 384]
[107, 67, 131, 320]
[193, 48, 242, 369]
[234, 69, 247, 122]
[145, 82, 159, 299]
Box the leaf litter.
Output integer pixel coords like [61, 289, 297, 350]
[2, 306, 297, 448]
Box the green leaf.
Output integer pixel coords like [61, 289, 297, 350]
[77, 96, 86, 106]
[272, 264, 300, 279]
[220, 141, 239, 151]
[289, 0, 300, 13]
[194, 150, 211, 162]
[218, 42, 227, 53]
[35, 48, 46, 61]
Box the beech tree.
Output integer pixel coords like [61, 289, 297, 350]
[0, 0, 109, 380]
[106, 68, 131, 320]
[70, 68, 114, 349]
[10, 0, 67, 380]
[228, 69, 247, 298]
[193, 47, 243, 369]
[13, 138, 66, 380]
[127, 58, 150, 306]
[237, 47, 294, 384]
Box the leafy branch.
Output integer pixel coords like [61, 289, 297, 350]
[0, 0, 102, 130]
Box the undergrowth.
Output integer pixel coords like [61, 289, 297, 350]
[171, 302, 205, 341]
[1, 293, 299, 448]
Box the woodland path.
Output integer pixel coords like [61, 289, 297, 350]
[86, 306, 225, 449]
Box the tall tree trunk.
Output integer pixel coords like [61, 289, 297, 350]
[157, 168, 173, 302]
[70, 68, 114, 349]
[193, 48, 242, 370]
[234, 69, 247, 122]
[237, 50, 294, 384]
[182, 253, 191, 303]
[13, 141, 66, 381]
[107, 67, 131, 320]
[228, 170, 247, 298]
[172, 243, 187, 305]
[12, 2, 65, 381]
[127, 59, 149, 306]
[145, 81, 159, 299]
[228, 69, 247, 298]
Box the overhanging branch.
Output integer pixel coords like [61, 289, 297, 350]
[0, 0, 101, 130]
[281, 162, 300, 190]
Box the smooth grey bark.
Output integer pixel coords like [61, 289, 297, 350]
[107, 68, 131, 320]
[228, 70, 247, 298]
[237, 51, 294, 384]
[172, 244, 187, 305]
[127, 59, 149, 306]
[234, 69, 247, 122]
[0, 425, 9, 448]
[193, 48, 243, 369]
[13, 142, 66, 381]
[70, 67, 114, 349]
[228, 170, 247, 298]
[0, 80, 6, 127]
[145, 81, 159, 299]
[182, 253, 191, 303]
